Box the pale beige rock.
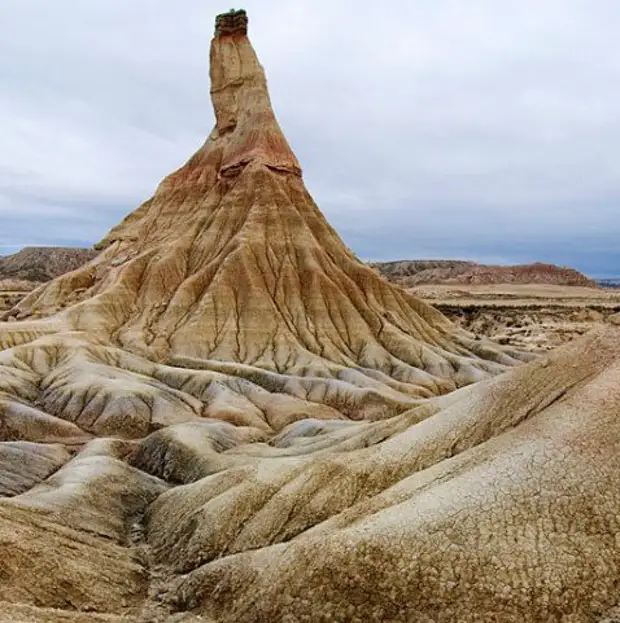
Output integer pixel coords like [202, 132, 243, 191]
[149, 326, 620, 622]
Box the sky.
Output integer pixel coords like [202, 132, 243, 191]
[1, 1, 619, 277]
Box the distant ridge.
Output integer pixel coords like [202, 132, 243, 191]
[372, 259, 597, 288]
[0, 246, 97, 283]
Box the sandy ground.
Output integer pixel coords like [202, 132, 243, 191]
[410, 284, 620, 351]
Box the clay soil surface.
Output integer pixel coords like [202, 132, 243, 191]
[411, 283, 620, 351]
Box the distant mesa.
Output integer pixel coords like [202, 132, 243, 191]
[372, 259, 597, 288]
[0, 246, 97, 314]
[598, 277, 620, 288]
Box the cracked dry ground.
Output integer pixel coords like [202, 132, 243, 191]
[3, 9, 620, 623]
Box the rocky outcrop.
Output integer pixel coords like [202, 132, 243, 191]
[373, 259, 597, 287]
[1, 10, 620, 623]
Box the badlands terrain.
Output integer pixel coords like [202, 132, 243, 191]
[3, 251, 615, 354]
[373, 261, 620, 351]
[2, 9, 620, 622]
[407, 283, 620, 352]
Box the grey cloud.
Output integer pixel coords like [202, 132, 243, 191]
[0, 1, 619, 276]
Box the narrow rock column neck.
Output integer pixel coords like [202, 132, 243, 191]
[209, 9, 302, 176]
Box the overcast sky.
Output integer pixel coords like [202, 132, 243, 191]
[1, 1, 619, 277]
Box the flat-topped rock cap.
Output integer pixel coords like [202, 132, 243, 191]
[215, 9, 248, 37]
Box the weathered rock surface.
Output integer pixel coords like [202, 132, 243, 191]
[0, 279, 40, 318]
[1, 9, 619, 623]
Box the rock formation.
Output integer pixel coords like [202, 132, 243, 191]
[3, 10, 517, 397]
[373, 259, 597, 288]
[419, 286, 620, 351]
[1, 9, 620, 622]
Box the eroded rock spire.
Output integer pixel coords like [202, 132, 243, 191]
[209, 9, 301, 177]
